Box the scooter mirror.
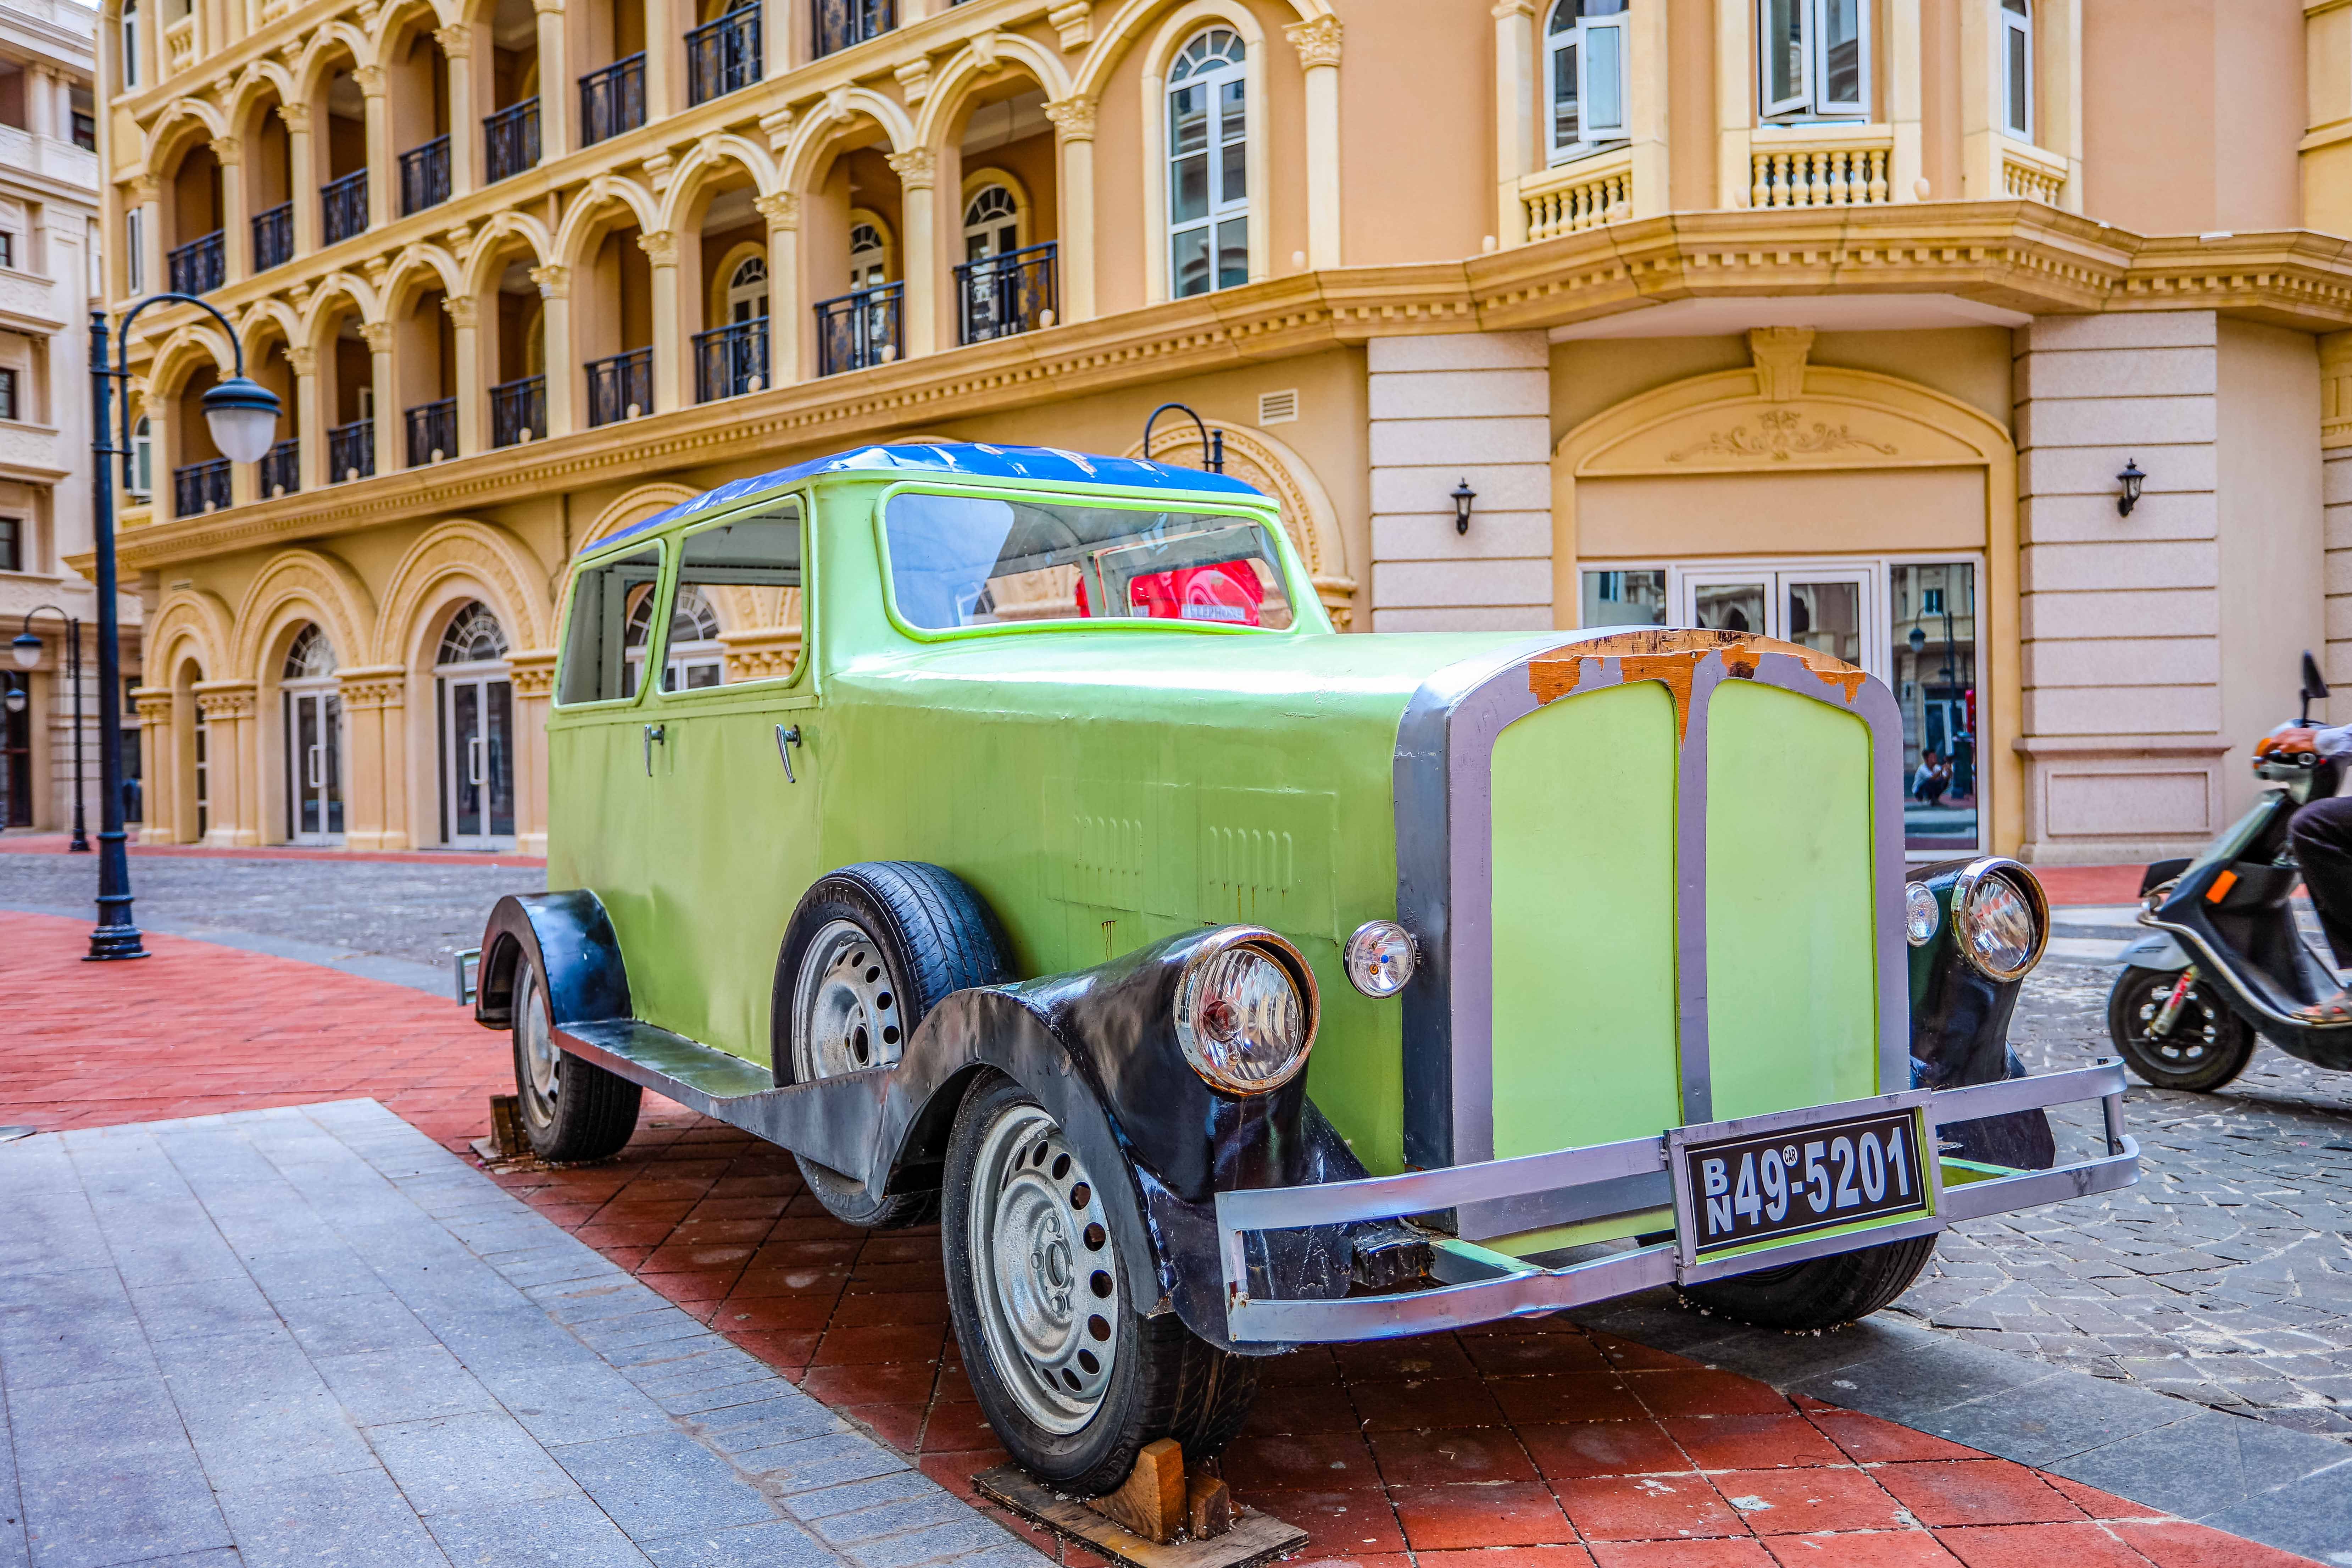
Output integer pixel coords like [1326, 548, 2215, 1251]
[2302, 649, 2330, 725]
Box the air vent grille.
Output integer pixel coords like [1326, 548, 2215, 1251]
[1257, 389, 1299, 426]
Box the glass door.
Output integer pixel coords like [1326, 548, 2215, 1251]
[1678, 568, 1878, 676]
[283, 687, 344, 843]
[440, 674, 514, 846]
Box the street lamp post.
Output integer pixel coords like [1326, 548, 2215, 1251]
[84, 295, 282, 961]
[10, 606, 87, 852]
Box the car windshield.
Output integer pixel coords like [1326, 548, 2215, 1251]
[881, 491, 1296, 632]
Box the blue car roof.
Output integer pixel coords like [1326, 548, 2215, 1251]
[583, 442, 1266, 556]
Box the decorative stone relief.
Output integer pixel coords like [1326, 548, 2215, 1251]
[529, 264, 568, 299]
[755, 192, 800, 230]
[894, 57, 931, 105]
[1044, 96, 1096, 140]
[1048, 0, 1091, 49]
[636, 229, 679, 266]
[886, 149, 937, 191]
[1666, 408, 1898, 464]
[1284, 15, 1343, 68]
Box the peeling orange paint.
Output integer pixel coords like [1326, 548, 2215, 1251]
[1527, 628, 1868, 742]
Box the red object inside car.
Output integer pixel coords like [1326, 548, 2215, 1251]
[1075, 561, 1263, 625]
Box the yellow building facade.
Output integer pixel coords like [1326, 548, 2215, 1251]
[93, 0, 2352, 862]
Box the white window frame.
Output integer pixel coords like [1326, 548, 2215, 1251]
[1544, 0, 1629, 166]
[1998, 0, 2033, 142]
[1165, 27, 1248, 301]
[725, 255, 767, 323]
[128, 416, 152, 499]
[122, 6, 139, 89]
[1757, 0, 1870, 123]
[126, 206, 144, 294]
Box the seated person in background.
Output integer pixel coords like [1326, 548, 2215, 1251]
[1912, 750, 1949, 808]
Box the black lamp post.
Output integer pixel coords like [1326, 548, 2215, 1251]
[1142, 402, 1223, 473]
[11, 606, 87, 852]
[84, 295, 282, 961]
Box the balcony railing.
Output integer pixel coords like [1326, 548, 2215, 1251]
[1520, 147, 1633, 242]
[688, 5, 761, 105]
[328, 418, 374, 482]
[166, 231, 223, 295]
[585, 348, 652, 428]
[491, 374, 545, 447]
[1748, 125, 1894, 208]
[484, 99, 541, 185]
[399, 135, 452, 216]
[172, 458, 229, 518]
[258, 438, 299, 499]
[955, 242, 1057, 345]
[813, 0, 892, 57]
[814, 282, 902, 377]
[579, 54, 646, 146]
[694, 319, 768, 402]
[405, 398, 457, 467]
[251, 202, 293, 272]
[322, 171, 367, 244]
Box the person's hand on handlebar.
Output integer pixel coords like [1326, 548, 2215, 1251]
[2258, 728, 2322, 764]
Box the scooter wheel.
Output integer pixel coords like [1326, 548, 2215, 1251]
[2107, 966, 2256, 1091]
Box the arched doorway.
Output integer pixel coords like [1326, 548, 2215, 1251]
[280, 622, 344, 843]
[434, 601, 514, 847]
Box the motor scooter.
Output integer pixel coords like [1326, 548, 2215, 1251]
[2108, 651, 2352, 1090]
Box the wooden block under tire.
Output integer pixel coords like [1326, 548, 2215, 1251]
[974, 1462, 1304, 1568]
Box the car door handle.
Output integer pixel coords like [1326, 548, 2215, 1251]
[643, 723, 665, 776]
[775, 724, 801, 785]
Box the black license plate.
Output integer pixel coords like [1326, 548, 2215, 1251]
[1681, 1109, 1929, 1256]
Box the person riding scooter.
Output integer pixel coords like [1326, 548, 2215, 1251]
[2252, 723, 2352, 1022]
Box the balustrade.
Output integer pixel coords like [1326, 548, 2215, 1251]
[585, 348, 652, 427]
[258, 438, 299, 499]
[166, 231, 223, 295]
[251, 202, 293, 272]
[491, 375, 545, 447]
[812, 0, 892, 56]
[1520, 149, 1633, 241]
[814, 282, 902, 377]
[322, 172, 367, 244]
[1750, 135, 1892, 208]
[955, 242, 1057, 345]
[579, 55, 646, 146]
[687, 7, 761, 106]
[172, 458, 229, 517]
[399, 135, 452, 217]
[485, 100, 541, 185]
[405, 398, 457, 466]
[328, 418, 374, 482]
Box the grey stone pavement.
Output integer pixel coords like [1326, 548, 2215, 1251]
[0, 1098, 1046, 1568]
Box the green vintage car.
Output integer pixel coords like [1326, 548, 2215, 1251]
[469, 441, 2136, 1493]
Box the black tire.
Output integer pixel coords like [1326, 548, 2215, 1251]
[1678, 1234, 1937, 1331]
[773, 861, 1012, 1229]
[510, 944, 641, 1163]
[943, 1072, 1258, 1495]
[2108, 965, 2256, 1091]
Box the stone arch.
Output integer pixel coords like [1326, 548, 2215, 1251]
[656, 136, 782, 235]
[553, 174, 661, 273]
[376, 518, 554, 664]
[914, 35, 1073, 149]
[293, 22, 374, 101]
[368, 0, 454, 70]
[1072, 0, 1318, 100]
[460, 210, 555, 298]
[226, 61, 299, 133]
[140, 98, 226, 182]
[381, 243, 465, 318]
[238, 297, 304, 362]
[147, 324, 237, 400]
[230, 547, 377, 679]
[140, 588, 234, 845]
[298, 272, 384, 345]
[1555, 328, 2021, 851]
[582, 482, 699, 550]
[143, 588, 234, 690]
[1121, 423, 1355, 628]
[779, 89, 919, 194]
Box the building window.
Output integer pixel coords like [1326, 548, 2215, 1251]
[1759, 0, 1868, 121]
[727, 255, 768, 322]
[2000, 0, 2031, 141]
[127, 208, 144, 293]
[0, 517, 18, 573]
[1545, 0, 1628, 163]
[122, 7, 139, 89]
[129, 416, 152, 499]
[0, 233, 17, 271]
[1167, 28, 1247, 300]
[0, 369, 21, 423]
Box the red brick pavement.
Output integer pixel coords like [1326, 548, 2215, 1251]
[0, 911, 2318, 1568]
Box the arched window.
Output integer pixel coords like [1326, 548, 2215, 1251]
[1758, 0, 1867, 122]
[280, 622, 343, 843]
[727, 255, 768, 323]
[963, 183, 1019, 261]
[1167, 28, 1246, 300]
[849, 221, 888, 290]
[436, 601, 510, 666]
[623, 583, 725, 691]
[283, 622, 337, 680]
[2000, 0, 2031, 141]
[1545, 0, 1627, 162]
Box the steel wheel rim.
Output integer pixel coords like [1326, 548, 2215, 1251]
[2131, 977, 2222, 1066]
[791, 919, 902, 1081]
[518, 964, 561, 1126]
[967, 1101, 1121, 1434]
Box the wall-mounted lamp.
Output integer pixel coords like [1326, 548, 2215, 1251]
[1451, 478, 1476, 535]
[2117, 457, 2145, 517]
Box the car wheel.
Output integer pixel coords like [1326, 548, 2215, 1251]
[943, 1072, 1258, 1495]
[2107, 965, 2256, 1091]
[511, 948, 641, 1163]
[774, 862, 1011, 1228]
[1678, 1233, 1937, 1331]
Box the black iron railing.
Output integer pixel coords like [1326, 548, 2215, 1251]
[956, 241, 1057, 345]
[585, 348, 652, 427]
[405, 398, 457, 466]
[172, 458, 229, 517]
[251, 202, 293, 272]
[399, 135, 451, 216]
[491, 374, 545, 447]
[258, 438, 300, 498]
[813, 0, 892, 56]
[688, 5, 761, 105]
[484, 99, 541, 184]
[579, 54, 646, 145]
[166, 231, 223, 295]
[814, 282, 901, 376]
[694, 318, 768, 402]
[328, 418, 374, 482]
[322, 171, 368, 244]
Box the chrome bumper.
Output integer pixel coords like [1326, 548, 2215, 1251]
[1213, 1061, 2138, 1344]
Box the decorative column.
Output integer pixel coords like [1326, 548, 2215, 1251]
[26, 63, 52, 139]
[214, 136, 249, 280]
[289, 344, 322, 491]
[532, 264, 573, 435]
[357, 65, 391, 236]
[335, 665, 405, 851]
[447, 294, 483, 454]
[1887, 0, 1922, 200]
[1713, 0, 1752, 207]
[756, 193, 799, 385]
[133, 689, 173, 844]
[643, 0, 678, 119]
[438, 25, 479, 198]
[508, 649, 557, 856]
[1491, 0, 1535, 243]
[1044, 98, 1095, 322]
[888, 149, 936, 359]
[193, 682, 258, 846]
[639, 230, 682, 412]
[363, 319, 396, 477]
[1625, 0, 1670, 218]
[1284, 16, 1342, 270]
[534, 0, 572, 160]
[280, 103, 319, 256]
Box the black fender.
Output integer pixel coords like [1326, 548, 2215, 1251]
[474, 891, 632, 1033]
[1906, 859, 2056, 1170]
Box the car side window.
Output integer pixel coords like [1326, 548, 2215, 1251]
[556, 543, 663, 706]
[663, 506, 805, 693]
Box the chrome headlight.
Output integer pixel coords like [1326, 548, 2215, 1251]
[1904, 882, 1940, 946]
[1344, 919, 1418, 998]
[1174, 927, 1319, 1094]
[1951, 858, 2048, 982]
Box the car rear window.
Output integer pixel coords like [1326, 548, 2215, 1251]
[881, 491, 1295, 632]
